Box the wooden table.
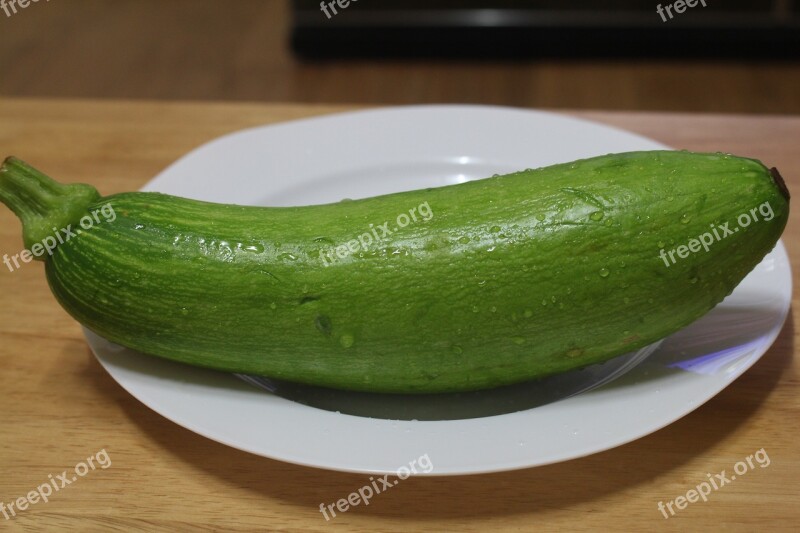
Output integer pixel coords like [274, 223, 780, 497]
[0, 99, 797, 532]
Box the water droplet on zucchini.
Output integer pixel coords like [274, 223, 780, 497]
[339, 334, 355, 348]
[245, 243, 265, 253]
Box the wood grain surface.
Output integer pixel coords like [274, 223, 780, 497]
[0, 99, 797, 532]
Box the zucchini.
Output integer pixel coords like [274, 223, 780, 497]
[0, 152, 789, 393]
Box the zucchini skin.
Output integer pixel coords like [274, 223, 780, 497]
[36, 151, 789, 392]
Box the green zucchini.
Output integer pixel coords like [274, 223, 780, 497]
[0, 152, 789, 393]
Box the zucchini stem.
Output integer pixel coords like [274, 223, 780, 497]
[0, 157, 100, 256]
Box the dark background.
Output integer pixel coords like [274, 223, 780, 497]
[0, 0, 798, 114]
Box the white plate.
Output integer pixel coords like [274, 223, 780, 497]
[88, 105, 792, 475]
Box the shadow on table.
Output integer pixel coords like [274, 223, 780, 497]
[81, 309, 793, 520]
